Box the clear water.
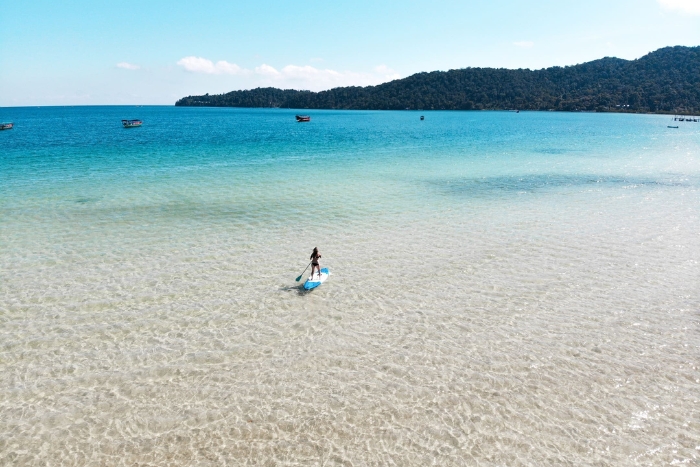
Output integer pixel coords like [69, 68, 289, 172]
[1, 106, 699, 466]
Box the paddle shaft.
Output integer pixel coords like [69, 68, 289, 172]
[295, 261, 312, 281]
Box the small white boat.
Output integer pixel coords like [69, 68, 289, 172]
[0, 122, 13, 130]
[122, 119, 142, 128]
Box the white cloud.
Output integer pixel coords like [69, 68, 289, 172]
[216, 61, 245, 75]
[255, 64, 400, 90]
[177, 56, 216, 73]
[117, 62, 140, 70]
[374, 65, 392, 74]
[176, 56, 402, 91]
[254, 64, 281, 76]
[658, 0, 700, 15]
[513, 41, 534, 48]
[177, 56, 246, 75]
[281, 65, 341, 81]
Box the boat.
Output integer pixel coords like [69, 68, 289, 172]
[668, 125, 679, 128]
[420, 115, 425, 120]
[122, 119, 142, 128]
[673, 115, 699, 123]
[0, 122, 13, 130]
[295, 115, 310, 122]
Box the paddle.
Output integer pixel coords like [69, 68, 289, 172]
[295, 262, 312, 282]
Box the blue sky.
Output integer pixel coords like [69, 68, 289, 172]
[1, 0, 699, 106]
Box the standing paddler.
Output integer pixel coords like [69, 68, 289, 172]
[310, 247, 322, 279]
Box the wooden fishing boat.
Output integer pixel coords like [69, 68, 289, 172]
[122, 119, 143, 128]
[295, 115, 310, 122]
[0, 122, 13, 130]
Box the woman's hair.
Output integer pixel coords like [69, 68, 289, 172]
[313, 247, 318, 254]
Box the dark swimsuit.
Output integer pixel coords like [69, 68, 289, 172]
[311, 253, 320, 266]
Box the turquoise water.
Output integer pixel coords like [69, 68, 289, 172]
[1, 107, 699, 465]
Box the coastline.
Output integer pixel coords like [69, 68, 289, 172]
[2, 104, 698, 117]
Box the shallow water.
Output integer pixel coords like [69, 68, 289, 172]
[1, 107, 699, 465]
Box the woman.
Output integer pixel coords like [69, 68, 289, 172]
[310, 247, 322, 279]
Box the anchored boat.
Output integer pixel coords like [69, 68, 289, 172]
[0, 122, 13, 130]
[122, 119, 143, 128]
[673, 115, 699, 123]
[295, 115, 310, 122]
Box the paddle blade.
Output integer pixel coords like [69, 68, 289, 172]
[295, 274, 303, 282]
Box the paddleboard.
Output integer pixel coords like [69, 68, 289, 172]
[303, 268, 330, 290]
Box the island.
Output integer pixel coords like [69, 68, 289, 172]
[176, 46, 700, 114]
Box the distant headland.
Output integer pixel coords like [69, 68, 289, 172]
[176, 46, 700, 114]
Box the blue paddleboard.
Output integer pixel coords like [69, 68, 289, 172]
[303, 268, 330, 290]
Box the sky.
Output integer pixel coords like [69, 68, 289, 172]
[1, 0, 699, 106]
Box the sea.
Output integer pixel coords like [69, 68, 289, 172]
[1, 106, 699, 466]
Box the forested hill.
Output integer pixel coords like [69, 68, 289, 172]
[175, 46, 700, 113]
